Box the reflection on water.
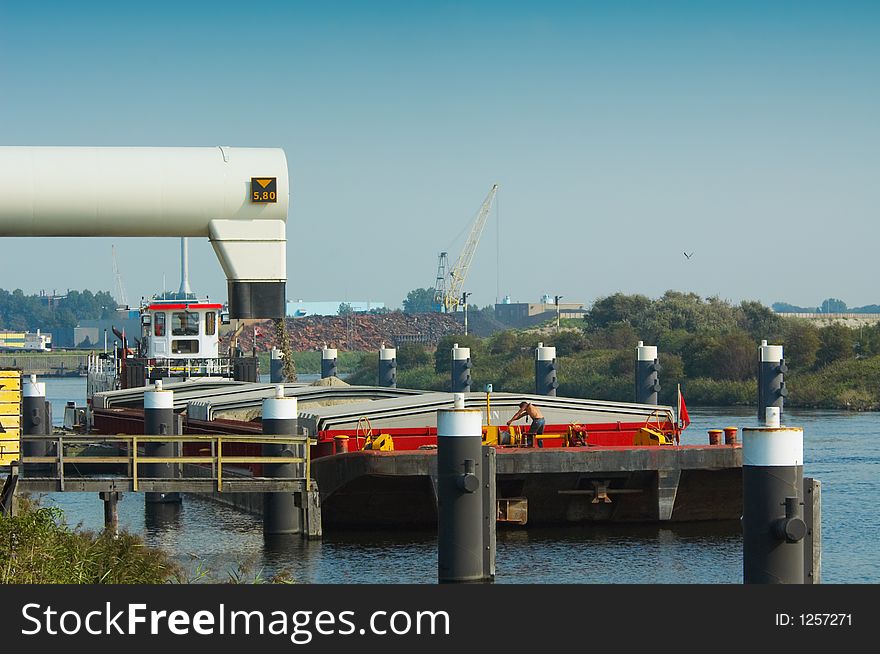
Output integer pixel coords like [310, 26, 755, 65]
[144, 502, 183, 531]
[31, 378, 880, 583]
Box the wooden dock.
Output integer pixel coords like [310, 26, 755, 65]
[8, 433, 310, 494]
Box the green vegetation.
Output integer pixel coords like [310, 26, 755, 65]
[348, 291, 880, 410]
[402, 287, 436, 314]
[0, 288, 117, 333]
[258, 349, 363, 376]
[0, 504, 175, 583]
[0, 502, 296, 584]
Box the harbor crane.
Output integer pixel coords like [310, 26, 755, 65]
[111, 244, 128, 309]
[432, 184, 498, 313]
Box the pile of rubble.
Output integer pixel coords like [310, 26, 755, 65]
[225, 312, 463, 352]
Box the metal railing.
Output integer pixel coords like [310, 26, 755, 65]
[18, 434, 310, 493]
[144, 357, 237, 379]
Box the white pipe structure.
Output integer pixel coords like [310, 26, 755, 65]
[178, 237, 192, 296]
[0, 146, 290, 318]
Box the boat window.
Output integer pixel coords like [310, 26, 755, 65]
[205, 311, 216, 336]
[172, 311, 199, 336]
[171, 339, 199, 354]
[154, 312, 166, 337]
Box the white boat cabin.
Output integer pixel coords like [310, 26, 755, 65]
[140, 300, 227, 360]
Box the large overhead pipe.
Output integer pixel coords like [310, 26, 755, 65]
[0, 146, 289, 319]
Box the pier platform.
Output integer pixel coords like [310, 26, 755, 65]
[313, 445, 742, 527]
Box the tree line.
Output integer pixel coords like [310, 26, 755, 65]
[349, 291, 880, 410]
[0, 288, 117, 333]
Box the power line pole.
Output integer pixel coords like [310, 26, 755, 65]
[462, 292, 471, 335]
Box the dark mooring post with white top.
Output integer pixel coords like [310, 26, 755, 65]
[451, 343, 472, 393]
[378, 344, 397, 388]
[143, 380, 180, 505]
[535, 342, 558, 396]
[635, 341, 661, 405]
[758, 340, 788, 423]
[437, 394, 494, 583]
[22, 375, 49, 474]
[742, 409, 806, 584]
[262, 386, 300, 536]
[321, 346, 338, 379]
[270, 346, 286, 383]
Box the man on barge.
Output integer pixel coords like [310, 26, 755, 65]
[506, 401, 545, 447]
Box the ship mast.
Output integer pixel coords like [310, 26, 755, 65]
[178, 237, 192, 297]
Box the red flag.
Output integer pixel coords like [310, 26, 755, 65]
[679, 389, 690, 429]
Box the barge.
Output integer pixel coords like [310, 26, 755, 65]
[84, 259, 742, 529]
[90, 381, 742, 528]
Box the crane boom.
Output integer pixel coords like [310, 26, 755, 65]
[432, 252, 449, 312]
[444, 184, 498, 311]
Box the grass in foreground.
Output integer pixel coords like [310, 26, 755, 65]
[0, 502, 294, 584]
[0, 505, 174, 583]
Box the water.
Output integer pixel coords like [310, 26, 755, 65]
[29, 378, 880, 583]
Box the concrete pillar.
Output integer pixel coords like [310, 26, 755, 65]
[270, 346, 286, 383]
[481, 445, 496, 580]
[635, 341, 661, 405]
[803, 477, 822, 584]
[143, 381, 180, 504]
[22, 375, 49, 474]
[758, 340, 788, 424]
[438, 394, 488, 583]
[321, 346, 338, 379]
[742, 419, 806, 584]
[378, 344, 397, 388]
[100, 491, 121, 536]
[451, 343, 471, 393]
[535, 342, 558, 396]
[262, 386, 301, 536]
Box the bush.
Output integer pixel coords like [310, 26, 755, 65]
[817, 324, 855, 367]
[682, 378, 754, 406]
[786, 355, 880, 409]
[782, 320, 821, 370]
[345, 352, 379, 385]
[398, 366, 446, 391]
[0, 506, 176, 584]
[397, 343, 433, 368]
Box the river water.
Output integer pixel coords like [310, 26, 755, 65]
[31, 377, 880, 584]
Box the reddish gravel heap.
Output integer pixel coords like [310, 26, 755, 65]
[223, 312, 463, 352]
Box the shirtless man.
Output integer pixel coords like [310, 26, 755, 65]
[507, 401, 545, 447]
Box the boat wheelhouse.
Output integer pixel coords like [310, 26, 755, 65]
[141, 298, 225, 360]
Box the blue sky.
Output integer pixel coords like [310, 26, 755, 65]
[1, 1, 878, 310]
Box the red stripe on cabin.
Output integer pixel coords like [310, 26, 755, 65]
[146, 303, 223, 311]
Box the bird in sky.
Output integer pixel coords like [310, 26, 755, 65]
[684, 251, 694, 259]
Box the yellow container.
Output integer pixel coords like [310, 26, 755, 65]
[0, 377, 21, 391]
[0, 369, 21, 464]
